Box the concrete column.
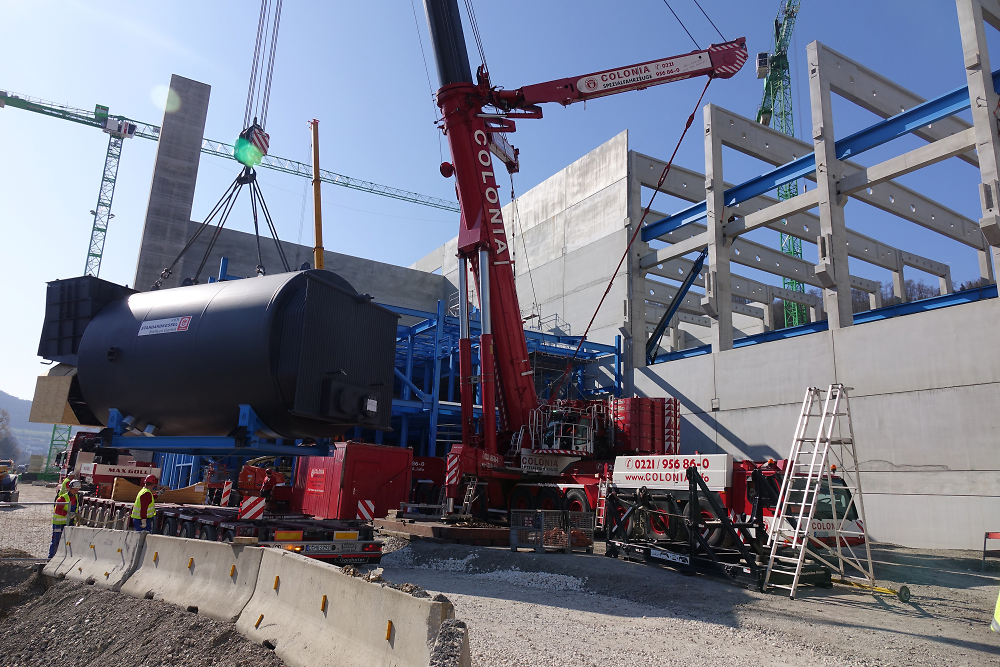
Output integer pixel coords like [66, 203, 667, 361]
[807, 42, 854, 328]
[626, 150, 650, 393]
[939, 270, 953, 295]
[761, 288, 773, 332]
[892, 266, 908, 304]
[869, 289, 882, 310]
[957, 0, 1000, 278]
[701, 105, 734, 351]
[133, 75, 211, 291]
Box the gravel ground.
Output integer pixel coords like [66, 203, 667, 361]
[0, 560, 284, 667]
[380, 538, 1000, 667]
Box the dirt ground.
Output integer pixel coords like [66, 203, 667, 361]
[0, 559, 283, 667]
[380, 537, 1000, 667]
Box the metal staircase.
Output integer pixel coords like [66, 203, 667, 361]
[763, 384, 875, 598]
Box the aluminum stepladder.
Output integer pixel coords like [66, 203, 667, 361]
[763, 384, 875, 598]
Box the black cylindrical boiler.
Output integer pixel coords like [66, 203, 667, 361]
[73, 269, 398, 438]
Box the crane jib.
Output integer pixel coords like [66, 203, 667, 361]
[576, 52, 710, 98]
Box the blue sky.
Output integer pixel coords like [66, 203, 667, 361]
[0, 0, 988, 399]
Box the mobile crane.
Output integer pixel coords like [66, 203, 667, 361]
[422, 0, 748, 516]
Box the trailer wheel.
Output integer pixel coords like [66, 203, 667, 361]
[199, 525, 218, 541]
[222, 530, 236, 543]
[565, 489, 591, 513]
[508, 487, 533, 512]
[165, 517, 178, 537]
[535, 488, 563, 511]
[181, 522, 197, 539]
[694, 502, 734, 549]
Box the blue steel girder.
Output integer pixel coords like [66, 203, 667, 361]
[641, 68, 1000, 242]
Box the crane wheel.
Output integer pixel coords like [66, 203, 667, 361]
[565, 489, 591, 513]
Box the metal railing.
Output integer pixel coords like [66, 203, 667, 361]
[0, 502, 56, 560]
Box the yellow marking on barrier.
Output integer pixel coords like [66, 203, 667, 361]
[77, 567, 82, 573]
[117, 548, 122, 553]
[153, 551, 158, 563]
[385, 620, 393, 640]
[230, 565, 236, 577]
[66, 541, 71, 546]
[104, 572, 109, 577]
[255, 614, 263, 628]
[188, 557, 194, 569]
[90, 544, 95, 549]
[273, 575, 280, 590]
[321, 595, 327, 612]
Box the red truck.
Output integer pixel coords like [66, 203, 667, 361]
[73, 442, 413, 565]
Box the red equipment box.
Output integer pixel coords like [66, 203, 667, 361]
[611, 397, 680, 455]
[292, 443, 412, 521]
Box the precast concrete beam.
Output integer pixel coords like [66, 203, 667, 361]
[646, 257, 822, 308]
[639, 233, 709, 268]
[838, 128, 977, 196]
[645, 279, 765, 319]
[708, 106, 986, 250]
[645, 310, 712, 328]
[814, 41, 979, 167]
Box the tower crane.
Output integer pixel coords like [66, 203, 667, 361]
[0, 90, 459, 279]
[755, 0, 805, 327]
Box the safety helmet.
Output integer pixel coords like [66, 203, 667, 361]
[68, 480, 82, 489]
[144, 474, 158, 485]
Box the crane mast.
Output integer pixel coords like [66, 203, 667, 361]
[756, 0, 805, 327]
[423, 0, 747, 483]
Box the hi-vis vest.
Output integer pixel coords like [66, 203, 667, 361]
[131, 487, 155, 519]
[992, 586, 999, 633]
[52, 490, 71, 525]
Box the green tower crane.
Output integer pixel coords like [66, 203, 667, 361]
[756, 0, 805, 327]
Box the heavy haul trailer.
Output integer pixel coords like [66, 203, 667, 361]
[421, 0, 748, 518]
[75, 495, 382, 565]
[604, 454, 862, 589]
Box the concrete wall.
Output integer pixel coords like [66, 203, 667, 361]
[134, 75, 211, 291]
[634, 296, 1000, 550]
[164, 223, 451, 313]
[412, 131, 631, 346]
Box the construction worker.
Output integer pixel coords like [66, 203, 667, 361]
[259, 468, 277, 501]
[131, 474, 158, 532]
[49, 480, 80, 558]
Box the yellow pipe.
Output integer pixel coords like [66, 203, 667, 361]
[310, 119, 324, 270]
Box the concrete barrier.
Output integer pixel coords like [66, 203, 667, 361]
[120, 535, 263, 622]
[235, 549, 457, 667]
[43, 526, 145, 591]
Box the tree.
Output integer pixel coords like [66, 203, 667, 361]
[958, 277, 992, 291]
[0, 409, 24, 463]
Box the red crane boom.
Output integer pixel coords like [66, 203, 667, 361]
[423, 0, 747, 497]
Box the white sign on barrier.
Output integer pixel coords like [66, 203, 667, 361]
[612, 454, 733, 491]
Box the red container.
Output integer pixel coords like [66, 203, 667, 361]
[612, 397, 668, 455]
[292, 443, 413, 521]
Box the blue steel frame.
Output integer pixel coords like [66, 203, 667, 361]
[642, 68, 1000, 242]
[381, 300, 621, 458]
